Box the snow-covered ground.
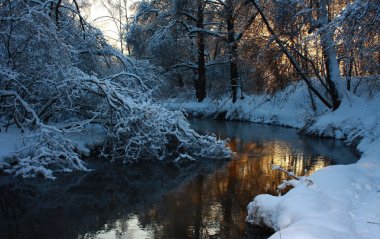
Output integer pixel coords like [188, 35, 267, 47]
[0, 124, 107, 160]
[163, 83, 315, 128]
[164, 83, 380, 239]
[0, 124, 107, 178]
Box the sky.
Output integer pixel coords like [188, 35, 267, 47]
[84, 0, 138, 49]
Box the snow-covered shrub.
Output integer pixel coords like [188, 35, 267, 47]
[104, 104, 229, 161]
[1, 130, 88, 179]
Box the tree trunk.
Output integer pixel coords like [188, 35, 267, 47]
[226, 1, 239, 103]
[196, 0, 206, 102]
[318, 0, 342, 110]
[345, 53, 353, 92]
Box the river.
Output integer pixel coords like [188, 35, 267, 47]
[0, 119, 358, 239]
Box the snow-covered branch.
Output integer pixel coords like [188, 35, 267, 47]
[0, 0, 231, 179]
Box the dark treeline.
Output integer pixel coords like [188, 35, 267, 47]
[126, 0, 379, 110]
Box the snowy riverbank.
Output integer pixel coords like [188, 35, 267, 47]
[0, 107, 231, 179]
[163, 83, 380, 239]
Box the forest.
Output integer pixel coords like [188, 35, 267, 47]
[0, 0, 379, 239]
[125, 0, 378, 107]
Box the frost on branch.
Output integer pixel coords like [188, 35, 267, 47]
[104, 104, 230, 162]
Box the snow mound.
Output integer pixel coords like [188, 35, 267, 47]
[247, 160, 380, 239]
[245, 93, 380, 239]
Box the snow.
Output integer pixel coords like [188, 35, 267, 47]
[164, 82, 316, 128]
[0, 124, 106, 179]
[0, 127, 23, 160]
[163, 82, 380, 239]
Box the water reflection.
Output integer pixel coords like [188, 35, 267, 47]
[80, 216, 154, 239]
[190, 119, 357, 177]
[139, 119, 358, 238]
[0, 119, 358, 239]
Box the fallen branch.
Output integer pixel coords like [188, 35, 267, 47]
[272, 165, 313, 195]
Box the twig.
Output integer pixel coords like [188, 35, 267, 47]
[367, 221, 380, 225]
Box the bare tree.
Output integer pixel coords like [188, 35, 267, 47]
[92, 0, 132, 54]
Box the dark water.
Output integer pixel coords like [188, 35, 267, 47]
[0, 119, 358, 239]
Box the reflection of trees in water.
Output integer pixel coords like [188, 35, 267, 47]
[106, 122, 354, 238]
[137, 137, 332, 239]
[0, 160, 226, 239]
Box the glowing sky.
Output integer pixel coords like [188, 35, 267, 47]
[85, 0, 137, 48]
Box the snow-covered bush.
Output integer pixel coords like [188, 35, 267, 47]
[1, 130, 88, 179]
[0, 0, 231, 179]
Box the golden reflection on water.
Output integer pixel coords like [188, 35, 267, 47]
[133, 137, 331, 239]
